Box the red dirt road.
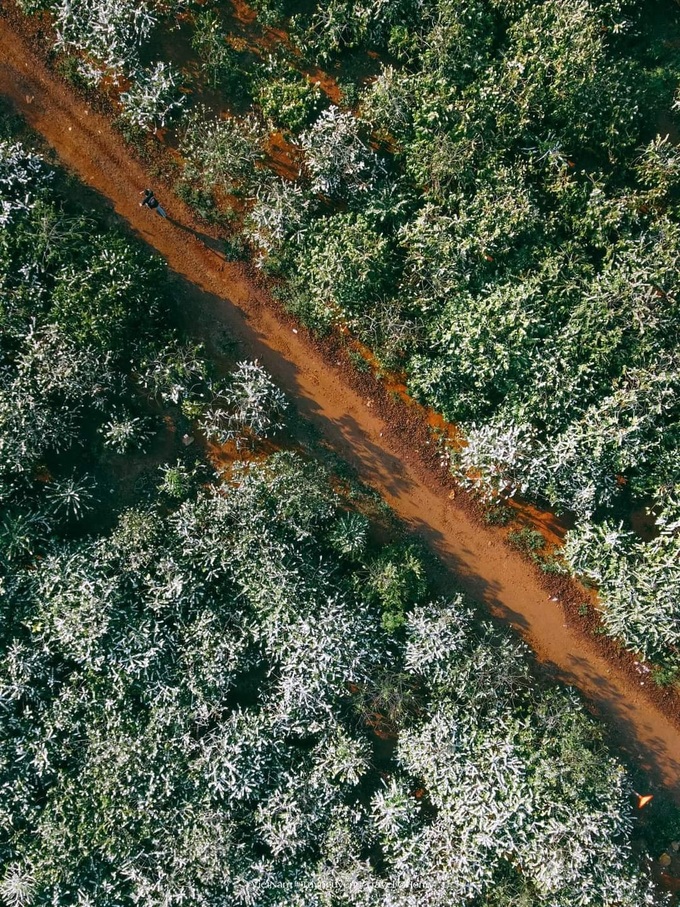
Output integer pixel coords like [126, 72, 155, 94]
[1, 16, 678, 801]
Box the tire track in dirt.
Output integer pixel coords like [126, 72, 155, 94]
[1, 16, 678, 801]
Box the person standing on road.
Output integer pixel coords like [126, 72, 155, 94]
[139, 188, 167, 218]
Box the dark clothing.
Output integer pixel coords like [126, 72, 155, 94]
[141, 189, 159, 210]
[140, 188, 167, 218]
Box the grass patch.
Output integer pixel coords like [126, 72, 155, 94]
[507, 526, 545, 556]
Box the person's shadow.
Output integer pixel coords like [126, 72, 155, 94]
[165, 216, 230, 262]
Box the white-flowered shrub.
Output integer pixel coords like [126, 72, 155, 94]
[200, 360, 287, 448]
[53, 0, 156, 78]
[299, 106, 384, 197]
[0, 142, 51, 227]
[181, 109, 266, 194]
[119, 62, 186, 129]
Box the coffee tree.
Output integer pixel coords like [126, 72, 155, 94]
[298, 106, 384, 198]
[200, 360, 288, 448]
[181, 108, 266, 195]
[119, 62, 186, 129]
[52, 0, 156, 80]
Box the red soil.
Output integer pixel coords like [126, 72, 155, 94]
[0, 12, 678, 807]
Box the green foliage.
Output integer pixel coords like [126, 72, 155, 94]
[50, 233, 167, 356]
[180, 106, 266, 195]
[652, 663, 679, 688]
[289, 0, 427, 64]
[191, 11, 251, 101]
[564, 490, 680, 665]
[137, 339, 210, 405]
[3, 7, 679, 905]
[507, 526, 545, 556]
[119, 61, 186, 129]
[255, 60, 323, 133]
[327, 510, 370, 559]
[44, 472, 97, 519]
[221, 232, 250, 262]
[636, 134, 680, 206]
[54, 53, 91, 90]
[248, 0, 289, 27]
[52, 0, 157, 80]
[366, 541, 427, 632]
[100, 408, 156, 453]
[157, 458, 205, 501]
[199, 359, 288, 448]
[245, 176, 316, 257]
[481, 1, 645, 154]
[290, 211, 399, 332]
[484, 502, 514, 526]
[0, 139, 179, 565]
[0, 324, 115, 477]
[337, 78, 360, 109]
[1, 446, 662, 905]
[299, 105, 384, 198]
[172, 179, 224, 224]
